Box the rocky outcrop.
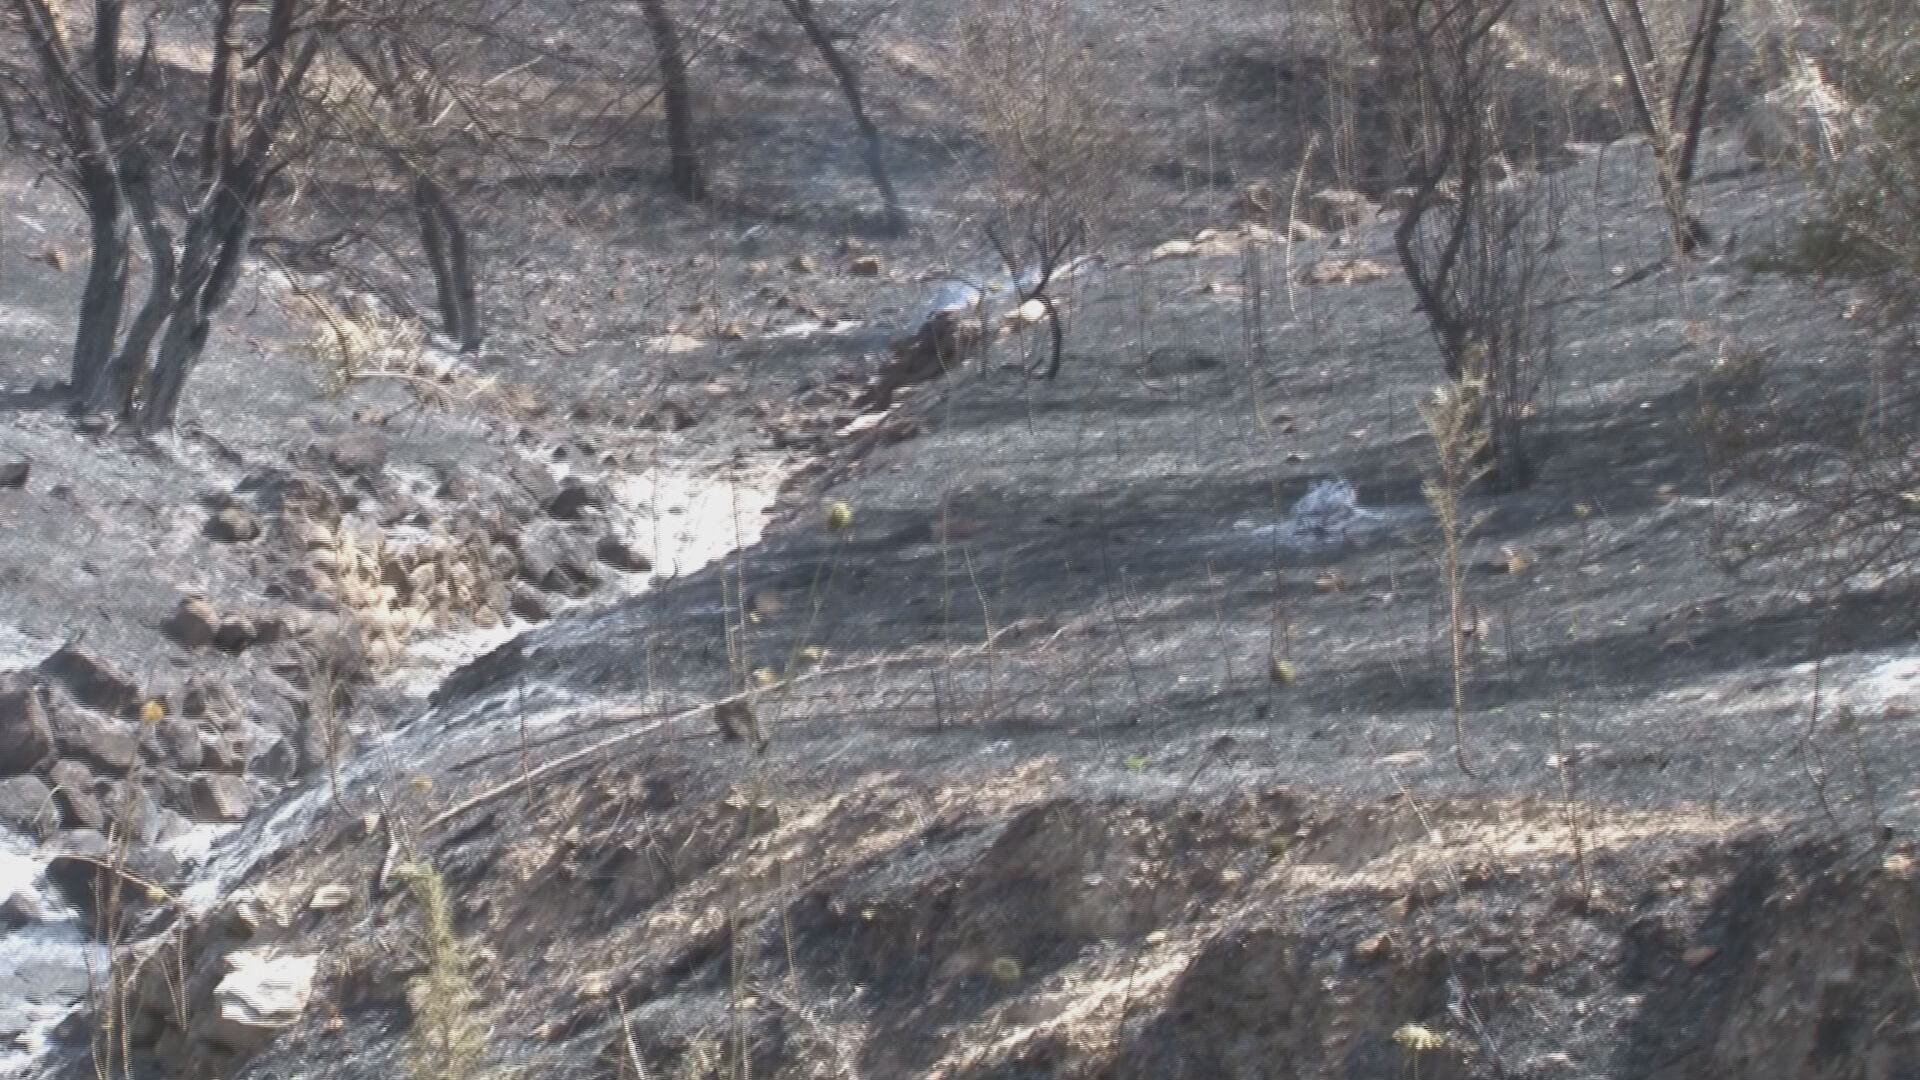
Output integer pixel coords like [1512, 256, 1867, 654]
[120, 893, 320, 1077]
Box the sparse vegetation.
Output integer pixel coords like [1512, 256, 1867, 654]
[394, 859, 497, 1080]
[1707, 0, 1919, 605]
[1359, 0, 1560, 489]
[1421, 378, 1492, 776]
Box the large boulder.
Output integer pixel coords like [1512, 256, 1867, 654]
[52, 710, 140, 774]
[40, 645, 142, 717]
[0, 685, 54, 775]
[201, 950, 318, 1054]
[44, 830, 183, 922]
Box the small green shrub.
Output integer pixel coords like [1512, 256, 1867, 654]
[394, 860, 497, 1080]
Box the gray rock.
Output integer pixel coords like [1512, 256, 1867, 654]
[45, 832, 181, 922]
[0, 457, 28, 488]
[509, 462, 561, 510]
[200, 729, 251, 773]
[0, 685, 54, 775]
[52, 710, 140, 773]
[213, 615, 258, 654]
[190, 773, 252, 822]
[596, 534, 653, 573]
[0, 773, 57, 837]
[162, 597, 222, 649]
[1, 888, 48, 928]
[47, 759, 106, 830]
[508, 585, 553, 623]
[201, 950, 317, 1054]
[205, 507, 261, 543]
[145, 716, 205, 772]
[40, 645, 142, 717]
[546, 476, 611, 520]
[321, 430, 387, 477]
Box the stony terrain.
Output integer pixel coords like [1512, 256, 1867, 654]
[3, 2, 1919, 1079]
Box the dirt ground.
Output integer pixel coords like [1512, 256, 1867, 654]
[4, 1, 1920, 1077]
[37, 132, 1901, 1080]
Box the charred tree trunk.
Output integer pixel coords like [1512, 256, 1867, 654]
[415, 182, 459, 341]
[63, 1, 131, 406]
[140, 185, 252, 432]
[1591, 0, 1724, 253]
[778, 0, 907, 234]
[412, 177, 483, 351]
[69, 161, 129, 405]
[638, 0, 705, 203]
[340, 40, 488, 354]
[403, 51, 482, 352]
[12, 0, 316, 430]
[95, 145, 176, 416]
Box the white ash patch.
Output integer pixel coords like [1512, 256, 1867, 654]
[1232, 478, 1425, 552]
[0, 624, 56, 671]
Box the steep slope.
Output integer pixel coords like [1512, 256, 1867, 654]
[57, 134, 1920, 1080]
